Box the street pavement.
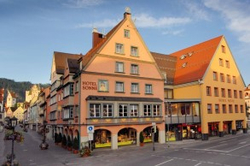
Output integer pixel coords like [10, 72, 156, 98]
[1, 128, 250, 166]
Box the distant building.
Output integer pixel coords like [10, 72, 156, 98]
[6, 90, 16, 107]
[244, 84, 250, 118]
[25, 85, 40, 102]
[0, 88, 4, 124]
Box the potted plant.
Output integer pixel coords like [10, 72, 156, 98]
[54, 133, 58, 145]
[72, 137, 79, 154]
[62, 135, 67, 148]
[67, 136, 72, 151]
[139, 131, 144, 146]
[79, 146, 91, 157]
[57, 133, 62, 146]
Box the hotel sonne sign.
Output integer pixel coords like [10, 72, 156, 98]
[82, 81, 97, 90]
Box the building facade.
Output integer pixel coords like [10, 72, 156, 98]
[154, 36, 247, 140]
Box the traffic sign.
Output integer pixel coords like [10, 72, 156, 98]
[87, 125, 94, 133]
[88, 133, 94, 141]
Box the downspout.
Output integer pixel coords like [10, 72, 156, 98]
[78, 71, 82, 150]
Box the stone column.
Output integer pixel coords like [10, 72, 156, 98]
[136, 131, 140, 146]
[158, 130, 165, 144]
[242, 119, 248, 133]
[218, 121, 224, 137]
[111, 133, 118, 150]
[201, 121, 209, 140]
[232, 120, 236, 135]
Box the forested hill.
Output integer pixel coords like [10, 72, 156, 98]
[0, 78, 49, 102]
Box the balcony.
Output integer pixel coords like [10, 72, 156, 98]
[86, 116, 163, 126]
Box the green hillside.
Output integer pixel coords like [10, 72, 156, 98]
[0, 78, 49, 102]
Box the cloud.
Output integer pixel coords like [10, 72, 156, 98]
[162, 30, 184, 36]
[76, 13, 191, 29]
[134, 13, 191, 28]
[203, 0, 250, 43]
[63, 0, 104, 8]
[183, 1, 210, 21]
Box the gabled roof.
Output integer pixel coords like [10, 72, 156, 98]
[81, 17, 124, 68]
[170, 36, 223, 85]
[54, 52, 82, 74]
[151, 52, 177, 85]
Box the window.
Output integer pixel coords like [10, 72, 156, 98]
[144, 105, 151, 116]
[219, 58, 224, 66]
[119, 104, 128, 117]
[98, 80, 109, 92]
[222, 104, 227, 114]
[240, 105, 244, 113]
[214, 87, 219, 97]
[221, 88, 226, 97]
[226, 60, 230, 68]
[215, 104, 220, 114]
[153, 105, 160, 116]
[115, 43, 124, 54]
[103, 104, 113, 117]
[234, 90, 237, 98]
[124, 29, 130, 38]
[235, 105, 238, 113]
[63, 84, 74, 97]
[239, 91, 243, 99]
[232, 76, 237, 84]
[90, 104, 101, 118]
[131, 64, 139, 74]
[228, 89, 232, 98]
[63, 107, 73, 119]
[227, 74, 231, 83]
[229, 104, 233, 113]
[131, 46, 138, 56]
[221, 45, 226, 53]
[145, 84, 152, 94]
[131, 83, 139, 93]
[207, 104, 212, 114]
[75, 81, 79, 92]
[130, 104, 138, 117]
[220, 73, 225, 82]
[116, 82, 124, 92]
[115, 62, 124, 73]
[206, 86, 211, 96]
[213, 72, 218, 81]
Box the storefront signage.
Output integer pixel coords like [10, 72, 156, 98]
[219, 99, 235, 103]
[82, 81, 97, 90]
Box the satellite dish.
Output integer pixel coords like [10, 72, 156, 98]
[125, 7, 131, 14]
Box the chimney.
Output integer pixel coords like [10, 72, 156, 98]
[124, 7, 131, 19]
[92, 28, 104, 48]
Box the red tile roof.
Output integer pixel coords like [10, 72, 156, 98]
[171, 36, 223, 85]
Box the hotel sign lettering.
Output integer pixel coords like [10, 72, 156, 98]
[219, 99, 234, 103]
[82, 81, 97, 90]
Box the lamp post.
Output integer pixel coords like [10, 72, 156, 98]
[10, 116, 18, 166]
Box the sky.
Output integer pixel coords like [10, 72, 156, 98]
[1, 0, 250, 85]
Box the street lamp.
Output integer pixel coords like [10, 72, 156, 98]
[10, 116, 18, 166]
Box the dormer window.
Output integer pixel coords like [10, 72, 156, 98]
[180, 54, 186, 60]
[182, 62, 187, 68]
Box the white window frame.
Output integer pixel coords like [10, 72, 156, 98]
[119, 104, 128, 117]
[115, 43, 124, 54]
[131, 83, 139, 93]
[131, 64, 139, 74]
[90, 104, 101, 118]
[116, 82, 124, 92]
[130, 104, 138, 117]
[131, 46, 138, 56]
[103, 104, 113, 117]
[116, 62, 124, 73]
[145, 84, 152, 94]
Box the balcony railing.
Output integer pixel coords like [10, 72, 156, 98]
[86, 116, 163, 126]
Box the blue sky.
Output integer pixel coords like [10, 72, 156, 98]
[0, 0, 250, 85]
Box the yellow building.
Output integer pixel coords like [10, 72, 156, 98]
[154, 36, 246, 140]
[13, 105, 25, 123]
